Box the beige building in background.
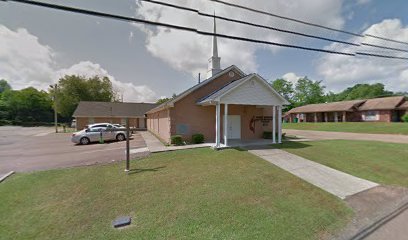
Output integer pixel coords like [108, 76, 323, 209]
[72, 101, 158, 130]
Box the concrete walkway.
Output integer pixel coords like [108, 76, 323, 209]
[139, 131, 212, 153]
[249, 148, 378, 199]
[284, 129, 408, 144]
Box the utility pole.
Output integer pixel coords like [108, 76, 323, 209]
[125, 117, 130, 173]
[50, 84, 58, 133]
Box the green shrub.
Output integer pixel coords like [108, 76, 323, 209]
[263, 131, 272, 139]
[262, 131, 286, 139]
[171, 135, 184, 146]
[402, 114, 408, 122]
[192, 133, 204, 144]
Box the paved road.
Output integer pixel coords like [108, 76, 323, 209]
[284, 129, 408, 144]
[365, 208, 408, 240]
[0, 126, 147, 173]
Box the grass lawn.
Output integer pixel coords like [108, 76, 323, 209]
[277, 140, 408, 187]
[283, 122, 408, 135]
[0, 148, 351, 240]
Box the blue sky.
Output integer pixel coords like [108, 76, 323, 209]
[1, 0, 407, 102]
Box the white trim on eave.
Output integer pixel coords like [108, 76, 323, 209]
[213, 74, 289, 105]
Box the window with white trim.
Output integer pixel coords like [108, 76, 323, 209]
[88, 117, 95, 124]
[363, 111, 379, 121]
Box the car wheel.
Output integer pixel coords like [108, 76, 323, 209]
[80, 137, 90, 145]
[116, 134, 126, 141]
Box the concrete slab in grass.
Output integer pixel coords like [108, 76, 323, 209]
[249, 149, 378, 199]
[0, 171, 15, 183]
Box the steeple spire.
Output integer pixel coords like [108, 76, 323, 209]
[207, 13, 221, 78]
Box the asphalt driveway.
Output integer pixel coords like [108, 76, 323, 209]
[0, 126, 148, 173]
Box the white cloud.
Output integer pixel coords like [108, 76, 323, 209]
[282, 72, 303, 84]
[356, 0, 372, 5]
[57, 61, 157, 102]
[0, 25, 55, 90]
[317, 19, 408, 92]
[0, 25, 157, 102]
[134, 0, 345, 78]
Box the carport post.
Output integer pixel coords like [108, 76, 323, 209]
[272, 106, 276, 144]
[125, 118, 130, 173]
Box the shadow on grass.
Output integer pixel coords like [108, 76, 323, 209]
[235, 141, 311, 152]
[127, 166, 166, 174]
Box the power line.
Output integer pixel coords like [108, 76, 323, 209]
[356, 52, 408, 60]
[3, 0, 407, 60]
[143, 0, 408, 53]
[141, 0, 360, 46]
[210, 0, 408, 47]
[361, 43, 408, 53]
[209, 0, 363, 37]
[3, 0, 355, 56]
[365, 34, 408, 46]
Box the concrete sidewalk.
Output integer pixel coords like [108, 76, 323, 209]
[249, 148, 378, 199]
[140, 131, 212, 153]
[284, 129, 408, 144]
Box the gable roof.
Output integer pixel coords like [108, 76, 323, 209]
[358, 96, 405, 111]
[198, 73, 290, 105]
[73, 101, 158, 118]
[397, 100, 408, 110]
[288, 100, 366, 114]
[146, 65, 245, 114]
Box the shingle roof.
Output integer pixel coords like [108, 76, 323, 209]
[73, 101, 158, 117]
[146, 65, 245, 114]
[397, 100, 408, 110]
[358, 96, 405, 111]
[288, 100, 366, 114]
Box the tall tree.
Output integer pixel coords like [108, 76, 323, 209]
[327, 83, 393, 102]
[0, 79, 11, 94]
[2, 87, 53, 122]
[53, 75, 117, 118]
[271, 78, 294, 111]
[293, 77, 326, 107]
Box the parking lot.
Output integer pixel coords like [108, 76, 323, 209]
[0, 126, 148, 174]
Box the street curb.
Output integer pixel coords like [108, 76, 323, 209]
[0, 171, 15, 183]
[350, 200, 408, 240]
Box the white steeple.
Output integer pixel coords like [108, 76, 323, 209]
[207, 14, 221, 78]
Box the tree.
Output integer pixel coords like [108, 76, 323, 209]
[2, 87, 53, 122]
[327, 83, 393, 102]
[293, 77, 326, 107]
[271, 78, 294, 101]
[53, 75, 117, 118]
[271, 78, 294, 111]
[0, 79, 11, 94]
[156, 93, 177, 104]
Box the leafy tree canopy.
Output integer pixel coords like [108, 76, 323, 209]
[327, 83, 393, 102]
[0, 79, 11, 94]
[293, 77, 326, 107]
[53, 75, 117, 118]
[1, 87, 53, 122]
[156, 93, 177, 104]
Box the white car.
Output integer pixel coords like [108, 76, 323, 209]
[71, 123, 131, 145]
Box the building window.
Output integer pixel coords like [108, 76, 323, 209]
[363, 111, 379, 121]
[121, 118, 126, 126]
[88, 117, 94, 124]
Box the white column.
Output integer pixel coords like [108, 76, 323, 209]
[334, 112, 338, 122]
[215, 102, 221, 148]
[224, 104, 228, 147]
[278, 106, 282, 144]
[272, 106, 276, 144]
